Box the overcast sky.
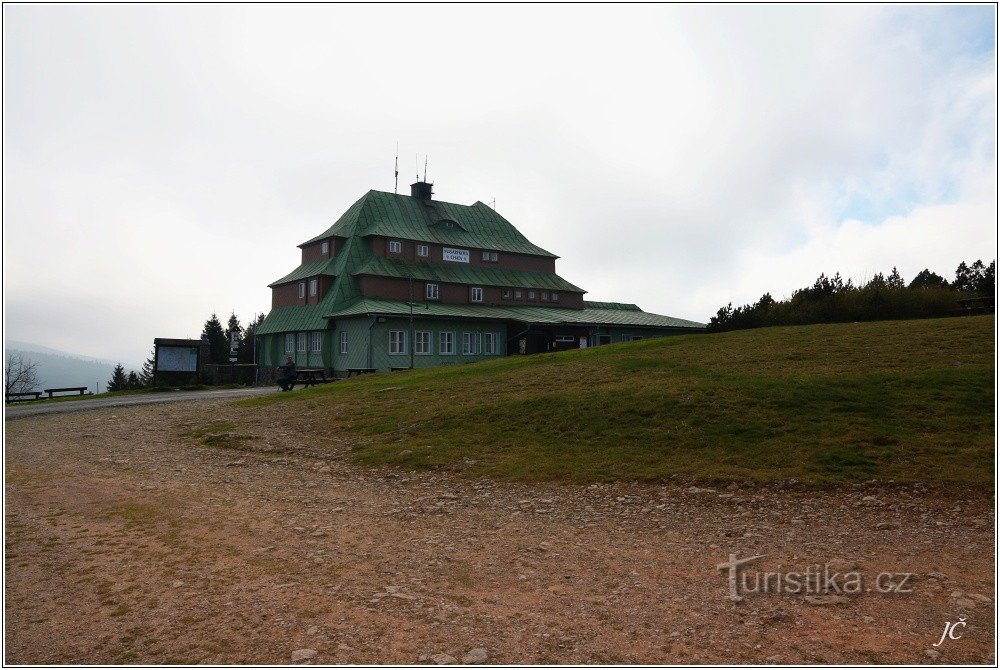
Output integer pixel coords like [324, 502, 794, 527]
[4, 4, 996, 365]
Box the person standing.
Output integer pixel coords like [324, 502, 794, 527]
[277, 356, 297, 391]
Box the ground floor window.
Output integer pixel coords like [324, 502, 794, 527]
[297, 333, 307, 352]
[439, 331, 455, 355]
[285, 333, 295, 353]
[622, 334, 644, 343]
[415, 331, 431, 354]
[389, 330, 407, 355]
[462, 332, 481, 355]
[309, 332, 322, 352]
[339, 330, 348, 354]
[484, 332, 499, 355]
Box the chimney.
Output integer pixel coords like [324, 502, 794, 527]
[410, 181, 433, 201]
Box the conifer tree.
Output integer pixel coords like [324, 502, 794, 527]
[201, 313, 229, 364]
[139, 348, 156, 386]
[107, 364, 128, 392]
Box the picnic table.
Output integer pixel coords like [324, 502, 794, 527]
[345, 367, 377, 377]
[43, 386, 90, 398]
[6, 391, 42, 403]
[288, 368, 334, 389]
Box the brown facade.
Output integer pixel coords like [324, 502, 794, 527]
[368, 236, 556, 274]
[272, 275, 334, 308]
[357, 275, 585, 309]
[301, 237, 337, 264]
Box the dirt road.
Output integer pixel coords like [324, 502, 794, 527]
[4, 399, 994, 664]
[4, 386, 277, 420]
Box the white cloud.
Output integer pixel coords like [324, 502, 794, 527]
[2, 5, 995, 362]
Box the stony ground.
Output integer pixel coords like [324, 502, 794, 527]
[4, 399, 995, 664]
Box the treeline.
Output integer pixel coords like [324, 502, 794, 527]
[105, 311, 265, 391]
[709, 259, 995, 332]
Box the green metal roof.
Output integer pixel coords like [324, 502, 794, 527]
[268, 258, 338, 287]
[583, 301, 642, 311]
[324, 297, 706, 330]
[300, 190, 557, 257]
[353, 256, 584, 292]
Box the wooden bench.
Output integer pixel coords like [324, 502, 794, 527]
[6, 391, 42, 403]
[43, 387, 90, 398]
[346, 367, 377, 377]
[286, 368, 334, 390]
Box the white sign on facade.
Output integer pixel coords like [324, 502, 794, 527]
[442, 247, 470, 263]
[157, 346, 199, 372]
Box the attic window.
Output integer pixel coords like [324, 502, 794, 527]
[388, 240, 402, 254]
[442, 221, 455, 229]
[321, 241, 330, 256]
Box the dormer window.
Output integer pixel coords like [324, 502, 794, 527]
[417, 244, 429, 257]
[502, 289, 512, 300]
[298, 282, 306, 299]
[321, 241, 330, 256]
[514, 289, 522, 299]
[541, 291, 548, 301]
[426, 283, 439, 300]
[481, 250, 499, 262]
[309, 278, 318, 297]
[528, 290, 536, 301]
[470, 287, 484, 303]
[552, 292, 559, 302]
[388, 240, 402, 254]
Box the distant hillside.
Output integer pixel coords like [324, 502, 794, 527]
[239, 315, 994, 486]
[5, 345, 143, 394]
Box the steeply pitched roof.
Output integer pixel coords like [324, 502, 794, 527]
[353, 256, 584, 292]
[324, 297, 706, 330]
[300, 190, 557, 257]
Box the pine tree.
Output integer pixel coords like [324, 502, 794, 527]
[887, 267, 904, 289]
[126, 371, 141, 389]
[201, 313, 229, 365]
[908, 269, 949, 289]
[107, 364, 128, 392]
[139, 348, 156, 386]
[239, 313, 266, 363]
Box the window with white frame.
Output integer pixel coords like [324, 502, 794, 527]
[490, 252, 498, 262]
[541, 291, 549, 301]
[297, 333, 307, 352]
[470, 287, 483, 303]
[321, 241, 330, 255]
[309, 278, 318, 297]
[298, 282, 306, 299]
[502, 289, 512, 300]
[514, 289, 522, 299]
[528, 290, 536, 300]
[552, 292, 559, 302]
[462, 332, 477, 355]
[481, 250, 490, 261]
[388, 240, 402, 254]
[415, 331, 431, 355]
[285, 333, 295, 353]
[426, 283, 439, 300]
[309, 332, 322, 352]
[388, 330, 407, 355]
[439, 331, 455, 355]
[339, 330, 348, 354]
[417, 244, 429, 257]
[484, 332, 499, 355]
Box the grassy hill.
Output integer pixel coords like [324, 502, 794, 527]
[241, 315, 994, 486]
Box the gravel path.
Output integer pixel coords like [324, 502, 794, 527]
[4, 399, 994, 664]
[3, 386, 277, 420]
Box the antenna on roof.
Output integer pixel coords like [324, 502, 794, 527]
[489, 198, 496, 210]
[415, 154, 419, 181]
[394, 142, 399, 194]
[423, 156, 428, 182]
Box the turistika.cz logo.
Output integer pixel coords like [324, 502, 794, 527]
[716, 554, 914, 601]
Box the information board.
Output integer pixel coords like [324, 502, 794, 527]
[157, 346, 199, 372]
